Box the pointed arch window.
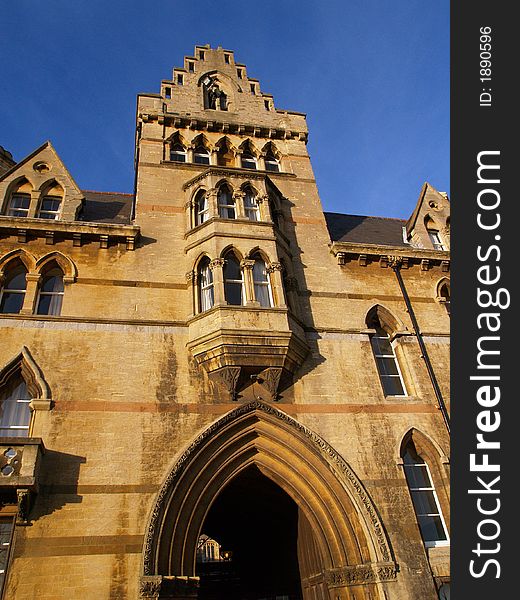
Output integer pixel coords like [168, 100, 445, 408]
[194, 190, 210, 226]
[198, 257, 214, 313]
[194, 145, 210, 165]
[38, 195, 61, 219]
[241, 151, 257, 170]
[439, 282, 450, 316]
[403, 441, 449, 547]
[252, 257, 273, 307]
[0, 373, 32, 438]
[243, 187, 260, 221]
[369, 317, 407, 396]
[0, 263, 27, 314]
[36, 266, 64, 316]
[216, 142, 234, 167]
[223, 253, 243, 306]
[170, 143, 187, 163]
[264, 150, 280, 172]
[218, 186, 236, 219]
[7, 193, 30, 218]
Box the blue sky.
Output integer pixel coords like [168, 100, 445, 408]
[1, 0, 449, 219]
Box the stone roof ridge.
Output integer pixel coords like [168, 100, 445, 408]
[81, 189, 133, 196]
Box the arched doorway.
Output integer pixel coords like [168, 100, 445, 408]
[141, 401, 397, 600]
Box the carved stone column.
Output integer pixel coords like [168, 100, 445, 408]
[233, 191, 245, 219]
[266, 262, 286, 307]
[209, 258, 225, 305]
[20, 273, 41, 315]
[240, 259, 256, 304]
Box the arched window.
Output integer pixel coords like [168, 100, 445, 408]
[438, 281, 450, 316]
[218, 185, 235, 219]
[0, 262, 27, 314]
[264, 149, 280, 172]
[369, 314, 406, 396]
[243, 187, 260, 221]
[241, 150, 257, 170]
[194, 145, 210, 165]
[170, 143, 187, 163]
[194, 190, 210, 226]
[403, 440, 449, 547]
[426, 218, 445, 250]
[38, 195, 61, 219]
[7, 193, 30, 217]
[36, 266, 64, 316]
[223, 253, 243, 305]
[252, 257, 273, 307]
[0, 373, 32, 438]
[198, 257, 214, 313]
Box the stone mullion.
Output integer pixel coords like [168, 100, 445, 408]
[20, 273, 41, 315]
[258, 193, 270, 222]
[240, 259, 256, 305]
[207, 189, 218, 219]
[233, 191, 245, 219]
[266, 262, 286, 308]
[186, 147, 194, 163]
[29, 190, 41, 218]
[209, 258, 225, 305]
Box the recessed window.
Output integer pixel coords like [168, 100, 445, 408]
[0, 518, 15, 592]
[164, 87, 171, 98]
[243, 187, 260, 221]
[252, 258, 273, 307]
[7, 194, 30, 217]
[188, 62, 195, 73]
[218, 186, 236, 219]
[0, 263, 27, 314]
[264, 150, 280, 172]
[224, 54, 230, 64]
[439, 282, 450, 316]
[199, 50, 205, 60]
[38, 195, 61, 220]
[194, 146, 210, 165]
[250, 83, 256, 94]
[198, 257, 214, 313]
[237, 69, 243, 79]
[370, 326, 407, 396]
[0, 374, 31, 437]
[223, 253, 243, 306]
[403, 442, 449, 547]
[36, 266, 64, 316]
[241, 152, 257, 170]
[264, 100, 270, 111]
[195, 190, 210, 226]
[170, 143, 187, 163]
[177, 74, 184, 86]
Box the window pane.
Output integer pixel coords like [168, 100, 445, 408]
[36, 293, 63, 316]
[0, 379, 31, 436]
[0, 519, 14, 590]
[417, 515, 448, 543]
[5, 267, 27, 291]
[224, 258, 241, 281]
[376, 357, 400, 377]
[225, 282, 242, 305]
[404, 464, 431, 488]
[371, 335, 393, 356]
[41, 197, 61, 211]
[255, 284, 271, 307]
[410, 490, 440, 515]
[41, 273, 64, 293]
[0, 292, 25, 314]
[381, 375, 405, 396]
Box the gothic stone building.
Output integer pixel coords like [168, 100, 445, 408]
[0, 46, 450, 600]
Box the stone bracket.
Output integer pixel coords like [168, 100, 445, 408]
[209, 366, 242, 401]
[139, 575, 200, 599]
[256, 367, 283, 401]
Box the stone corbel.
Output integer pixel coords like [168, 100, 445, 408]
[379, 255, 389, 268]
[256, 367, 283, 401]
[16, 488, 34, 525]
[421, 259, 431, 271]
[139, 576, 163, 599]
[441, 260, 450, 272]
[358, 254, 368, 267]
[209, 367, 242, 401]
[336, 252, 347, 265]
[18, 229, 27, 243]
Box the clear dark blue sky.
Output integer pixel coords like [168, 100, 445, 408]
[1, 0, 449, 219]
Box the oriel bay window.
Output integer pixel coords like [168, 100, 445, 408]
[243, 187, 260, 221]
[0, 262, 27, 314]
[194, 190, 210, 226]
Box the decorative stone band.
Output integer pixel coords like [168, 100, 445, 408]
[139, 575, 200, 599]
[325, 562, 398, 588]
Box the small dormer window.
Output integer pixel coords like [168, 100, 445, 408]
[7, 194, 30, 217]
[428, 229, 445, 251]
[170, 143, 187, 163]
[38, 196, 61, 220]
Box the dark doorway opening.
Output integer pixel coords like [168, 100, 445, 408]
[197, 465, 303, 600]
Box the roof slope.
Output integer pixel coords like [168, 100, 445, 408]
[324, 212, 408, 247]
[79, 191, 133, 224]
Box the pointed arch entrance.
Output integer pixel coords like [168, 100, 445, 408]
[141, 402, 397, 600]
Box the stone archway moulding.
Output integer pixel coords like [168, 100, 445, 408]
[141, 400, 397, 598]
